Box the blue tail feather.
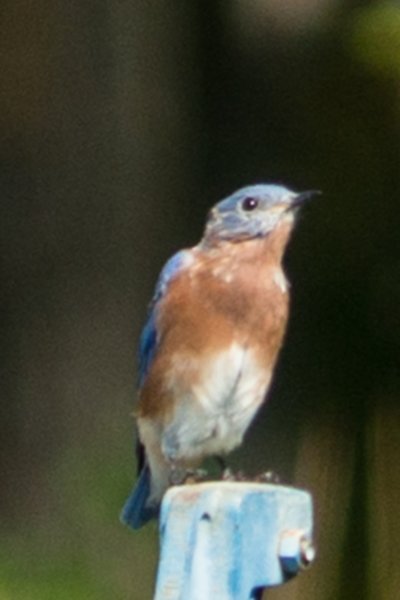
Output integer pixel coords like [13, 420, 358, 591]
[120, 465, 159, 529]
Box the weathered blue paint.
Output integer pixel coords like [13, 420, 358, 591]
[154, 481, 314, 600]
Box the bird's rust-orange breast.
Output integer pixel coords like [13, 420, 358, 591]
[138, 220, 293, 420]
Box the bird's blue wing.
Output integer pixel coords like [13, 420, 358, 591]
[138, 249, 192, 387]
[137, 311, 158, 388]
[121, 250, 193, 530]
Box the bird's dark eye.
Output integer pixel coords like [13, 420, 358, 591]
[242, 196, 259, 211]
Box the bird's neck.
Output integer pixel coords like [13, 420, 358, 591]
[200, 217, 295, 266]
[260, 217, 295, 264]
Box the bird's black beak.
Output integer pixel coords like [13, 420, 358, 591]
[290, 189, 321, 209]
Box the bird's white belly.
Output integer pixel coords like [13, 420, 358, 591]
[162, 343, 271, 461]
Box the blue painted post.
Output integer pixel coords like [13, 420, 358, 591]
[154, 481, 314, 600]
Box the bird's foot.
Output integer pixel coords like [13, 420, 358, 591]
[183, 468, 208, 485]
[169, 466, 208, 487]
[253, 470, 281, 484]
[221, 468, 248, 482]
[220, 468, 281, 484]
[215, 456, 246, 481]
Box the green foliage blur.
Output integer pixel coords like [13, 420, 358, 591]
[1, 1, 399, 599]
[350, 2, 400, 77]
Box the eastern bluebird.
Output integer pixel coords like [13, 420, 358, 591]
[121, 183, 317, 529]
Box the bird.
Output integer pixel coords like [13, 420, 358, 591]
[121, 183, 318, 529]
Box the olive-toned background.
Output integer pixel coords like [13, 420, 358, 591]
[1, 2, 399, 599]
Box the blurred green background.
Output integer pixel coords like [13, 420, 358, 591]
[1, 1, 399, 599]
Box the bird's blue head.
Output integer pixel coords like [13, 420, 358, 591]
[203, 184, 318, 244]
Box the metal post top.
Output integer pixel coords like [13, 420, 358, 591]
[155, 481, 315, 600]
[163, 479, 311, 500]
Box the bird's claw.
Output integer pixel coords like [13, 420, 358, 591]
[222, 468, 247, 482]
[169, 467, 208, 486]
[183, 468, 208, 484]
[221, 468, 281, 484]
[254, 470, 281, 484]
